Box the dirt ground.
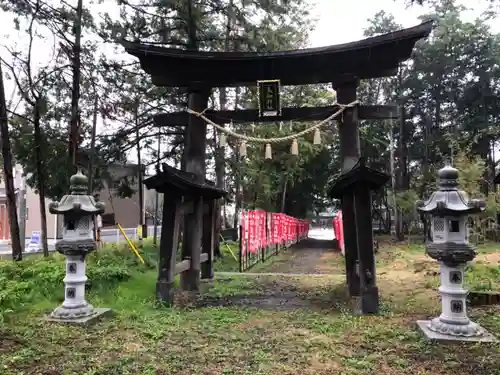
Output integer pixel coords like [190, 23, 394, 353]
[212, 239, 499, 312]
[254, 238, 345, 275]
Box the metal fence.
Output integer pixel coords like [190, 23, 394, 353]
[238, 227, 301, 272]
[239, 232, 282, 272]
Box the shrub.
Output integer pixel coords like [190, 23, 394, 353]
[0, 241, 158, 320]
[465, 263, 500, 292]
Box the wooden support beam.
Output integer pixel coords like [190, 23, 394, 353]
[175, 259, 192, 275]
[353, 185, 378, 314]
[182, 200, 214, 216]
[154, 105, 400, 127]
[201, 200, 216, 280]
[156, 194, 182, 305]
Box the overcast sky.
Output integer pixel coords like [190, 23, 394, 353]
[309, 0, 498, 46]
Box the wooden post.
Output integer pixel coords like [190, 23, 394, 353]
[201, 200, 216, 280]
[334, 76, 361, 296]
[354, 185, 378, 314]
[181, 87, 210, 292]
[182, 196, 203, 291]
[156, 193, 181, 305]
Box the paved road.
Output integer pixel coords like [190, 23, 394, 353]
[0, 225, 162, 256]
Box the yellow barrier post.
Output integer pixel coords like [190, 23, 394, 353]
[97, 229, 101, 249]
[117, 223, 145, 264]
[220, 234, 238, 261]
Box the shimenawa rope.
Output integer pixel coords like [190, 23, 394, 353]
[186, 100, 359, 144]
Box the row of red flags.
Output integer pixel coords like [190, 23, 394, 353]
[240, 210, 310, 254]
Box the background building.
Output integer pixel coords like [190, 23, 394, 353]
[0, 164, 150, 241]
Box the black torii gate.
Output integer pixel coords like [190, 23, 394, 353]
[123, 21, 433, 314]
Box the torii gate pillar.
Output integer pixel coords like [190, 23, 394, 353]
[333, 76, 361, 298]
[181, 86, 211, 292]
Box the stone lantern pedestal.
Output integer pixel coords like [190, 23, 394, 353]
[416, 166, 497, 343]
[46, 170, 111, 325]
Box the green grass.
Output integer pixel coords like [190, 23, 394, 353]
[0, 240, 499, 374]
[465, 263, 500, 291]
[1, 271, 499, 375]
[214, 240, 240, 272]
[477, 242, 500, 254]
[374, 240, 500, 293]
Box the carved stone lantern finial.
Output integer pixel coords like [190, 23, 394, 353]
[47, 170, 110, 325]
[415, 165, 496, 343]
[69, 168, 89, 195]
[437, 164, 459, 189]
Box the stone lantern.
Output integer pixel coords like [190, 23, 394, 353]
[47, 170, 110, 324]
[416, 165, 496, 342]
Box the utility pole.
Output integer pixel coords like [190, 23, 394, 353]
[153, 131, 160, 245]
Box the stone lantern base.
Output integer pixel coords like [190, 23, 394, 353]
[47, 306, 112, 326]
[416, 320, 498, 343]
[46, 250, 112, 326]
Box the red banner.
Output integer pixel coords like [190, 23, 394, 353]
[259, 211, 266, 248]
[287, 216, 292, 241]
[333, 211, 344, 252]
[249, 211, 256, 252]
[241, 210, 310, 253]
[241, 211, 247, 254]
[254, 211, 259, 250]
[272, 214, 279, 244]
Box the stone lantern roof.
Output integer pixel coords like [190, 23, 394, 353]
[416, 166, 485, 216]
[49, 170, 105, 216]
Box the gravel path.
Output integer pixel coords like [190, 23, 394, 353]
[202, 238, 348, 311]
[254, 237, 344, 275]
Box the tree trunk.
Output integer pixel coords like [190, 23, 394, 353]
[68, 0, 83, 169]
[233, 153, 242, 228]
[395, 103, 405, 241]
[232, 86, 242, 229]
[88, 92, 98, 242]
[214, 125, 223, 258]
[390, 124, 403, 241]
[419, 108, 431, 198]
[280, 176, 288, 213]
[33, 101, 49, 256]
[88, 92, 98, 194]
[0, 62, 22, 260]
[213, 0, 233, 254]
[153, 132, 161, 245]
[135, 102, 146, 238]
[214, 88, 228, 257]
[489, 140, 496, 193]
